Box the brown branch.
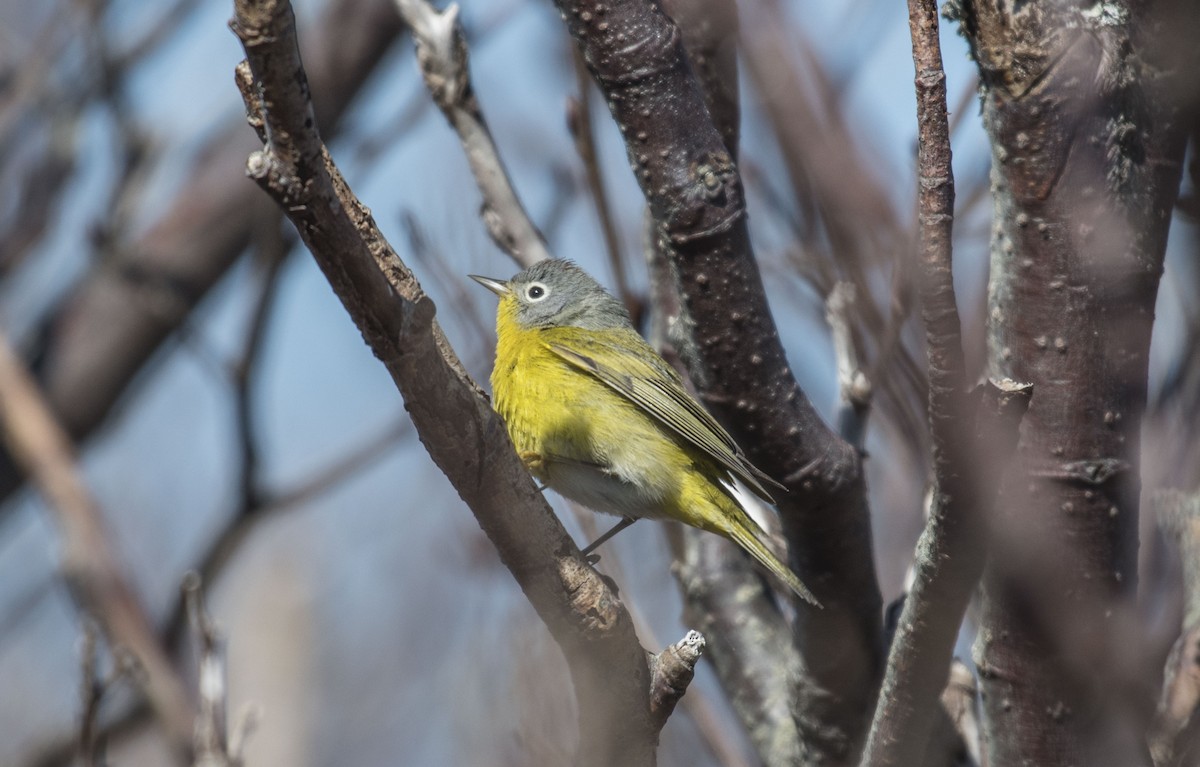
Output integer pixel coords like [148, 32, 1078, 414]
[863, 378, 1031, 766]
[393, 0, 549, 268]
[556, 0, 882, 760]
[740, 0, 932, 483]
[230, 1, 696, 762]
[673, 526, 805, 765]
[232, 215, 292, 514]
[0, 329, 197, 759]
[859, 3, 975, 764]
[77, 621, 132, 767]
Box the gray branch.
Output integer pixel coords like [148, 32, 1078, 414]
[394, 0, 550, 268]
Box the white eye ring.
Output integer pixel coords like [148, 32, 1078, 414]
[525, 282, 550, 302]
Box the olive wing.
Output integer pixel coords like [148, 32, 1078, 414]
[546, 337, 786, 504]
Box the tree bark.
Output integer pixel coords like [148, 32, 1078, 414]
[947, 0, 1194, 762]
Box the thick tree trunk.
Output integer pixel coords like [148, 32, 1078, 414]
[949, 0, 1193, 763]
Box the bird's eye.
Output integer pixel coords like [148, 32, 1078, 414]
[526, 283, 549, 301]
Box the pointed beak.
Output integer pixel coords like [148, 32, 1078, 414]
[469, 274, 510, 297]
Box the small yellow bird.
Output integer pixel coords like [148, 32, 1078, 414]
[471, 259, 817, 605]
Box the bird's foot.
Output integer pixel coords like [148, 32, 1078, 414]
[518, 450, 545, 473]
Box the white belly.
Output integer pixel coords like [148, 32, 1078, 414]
[544, 455, 671, 520]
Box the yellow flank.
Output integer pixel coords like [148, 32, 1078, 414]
[490, 292, 818, 605]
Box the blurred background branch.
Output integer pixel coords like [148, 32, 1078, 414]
[0, 330, 196, 758]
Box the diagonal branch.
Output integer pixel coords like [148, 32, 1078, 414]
[0, 330, 196, 760]
[230, 1, 701, 762]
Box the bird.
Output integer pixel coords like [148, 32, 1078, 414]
[470, 259, 818, 605]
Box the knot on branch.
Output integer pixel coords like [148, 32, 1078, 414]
[245, 149, 308, 207]
[666, 151, 743, 245]
[561, 558, 623, 634]
[648, 630, 705, 730]
[1046, 457, 1132, 486]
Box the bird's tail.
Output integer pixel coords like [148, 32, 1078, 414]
[722, 510, 821, 608]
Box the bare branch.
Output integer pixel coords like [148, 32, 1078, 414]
[230, 0, 672, 762]
[864, 377, 1031, 766]
[673, 526, 805, 765]
[394, 0, 550, 268]
[77, 621, 132, 767]
[0, 329, 196, 759]
[947, 0, 1196, 760]
[232, 215, 292, 514]
[859, 3, 976, 762]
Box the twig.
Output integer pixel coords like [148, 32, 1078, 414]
[0, 329, 197, 759]
[165, 417, 413, 648]
[232, 215, 292, 514]
[673, 525, 805, 765]
[231, 1, 682, 762]
[858, 3, 987, 763]
[393, 0, 549, 268]
[185, 573, 258, 767]
[562, 497, 745, 767]
[78, 621, 133, 767]
[567, 52, 636, 315]
[348, 2, 518, 169]
[740, 0, 931, 482]
[827, 282, 872, 451]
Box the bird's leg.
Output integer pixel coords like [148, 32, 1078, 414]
[580, 517, 637, 564]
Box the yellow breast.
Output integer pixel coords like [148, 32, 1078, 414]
[489, 298, 691, 519]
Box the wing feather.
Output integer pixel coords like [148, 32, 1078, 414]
[546, 337, 786, 503]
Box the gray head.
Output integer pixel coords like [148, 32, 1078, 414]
[470, 259, 631, 330]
